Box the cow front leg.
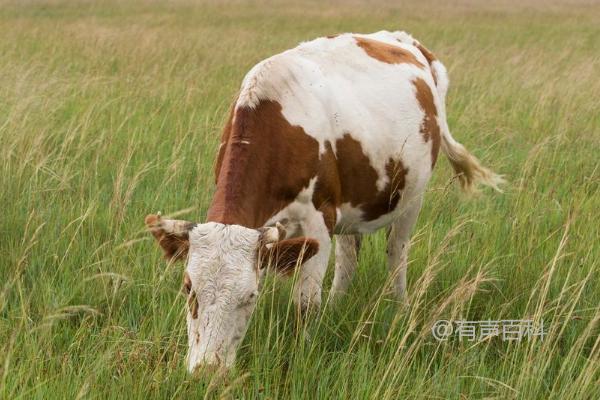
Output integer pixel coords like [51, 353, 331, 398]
[329, 234, 362, 301]
[293, 212, 332, 313]
[387, 196, 423, 301]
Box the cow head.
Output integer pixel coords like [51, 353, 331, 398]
[144, 214, 319, 372]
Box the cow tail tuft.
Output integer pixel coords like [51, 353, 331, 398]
[440, 127, 505, 193]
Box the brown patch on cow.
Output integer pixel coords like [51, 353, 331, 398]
[354, 37, 424, 68]
[314, 134, 408, 223]
[188, 290, 198, 319]
[207, 100, 320, 228]
[145, 214, 191, 261]
[326, 34, 339, 39]
[413, 78, 441, 168]
[259, 237, 320, 275]
[413, 41, 438, 86]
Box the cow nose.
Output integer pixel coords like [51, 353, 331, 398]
[190, 361, 226, 377]
[189, 351, 227, 375]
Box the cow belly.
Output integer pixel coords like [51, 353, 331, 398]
[334, 163, 432, 234]
[334, 203, 397, 234]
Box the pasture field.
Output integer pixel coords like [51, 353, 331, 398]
[1, 0, 599, 398]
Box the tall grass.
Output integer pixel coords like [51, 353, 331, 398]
[1, 0, 598, 398]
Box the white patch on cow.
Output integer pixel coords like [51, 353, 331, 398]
[291, 203, 331, 310]
[386, 191, 425, 300]
[330, 234, 360, 299]
[334, 190, 424, 234]
[431, 60, 449, 101]
[335, 203, 364, 233]
[237, 30, 438, 228]
[185, 223, 261, 371]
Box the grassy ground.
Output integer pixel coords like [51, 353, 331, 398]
[1, 0, 599, 398]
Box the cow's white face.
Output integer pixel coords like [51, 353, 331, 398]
[184, 223, 261, 371]
[145, 215, 319, 372]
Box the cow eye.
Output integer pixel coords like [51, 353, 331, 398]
[183, 272, 192, 295]
[240, 291, 257, 307]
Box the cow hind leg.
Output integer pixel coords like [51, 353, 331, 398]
[329, 234, 362, 301]
[387, 195, 423, 301]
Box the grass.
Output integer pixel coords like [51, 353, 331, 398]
[1, 0, 599, 398]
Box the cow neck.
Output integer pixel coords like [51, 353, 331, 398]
[206, 144, 273, 228]
[206, 100, 319, 229]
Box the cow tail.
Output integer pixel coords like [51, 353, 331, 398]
[440, 125, 504, 193]
[433, 62, 505, 193]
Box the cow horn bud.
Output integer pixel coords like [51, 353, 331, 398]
[258, 223, 286, 244]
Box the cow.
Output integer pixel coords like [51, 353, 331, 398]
[145, 30, 502, 372]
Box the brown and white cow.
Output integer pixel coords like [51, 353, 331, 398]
[145, 30, 502, 372]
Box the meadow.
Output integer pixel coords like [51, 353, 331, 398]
[1, 0, 599, 398]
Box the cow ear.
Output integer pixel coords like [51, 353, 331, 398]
[145, 214, 196, 262]
[259, 237, 319, 274]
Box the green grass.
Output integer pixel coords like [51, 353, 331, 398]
[1, 0, 599, 398]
